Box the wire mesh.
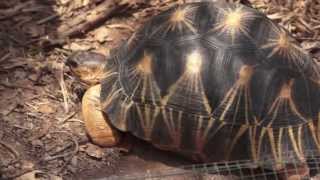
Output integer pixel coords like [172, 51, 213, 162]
[96, 150, 320, 180]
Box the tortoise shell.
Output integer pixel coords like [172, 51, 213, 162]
[100, 1, 320, 163]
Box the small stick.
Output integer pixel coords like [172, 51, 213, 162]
[56, 0, 122, 39]
[0, 141, 19, 160]
[42, 131, 79, 162]
[0, 0, 35, 20]
[37, 14, 59, 25]
[59, 63, 70, 113]
[0, 82, 36, 91]
[0, 52, 11, 63]
[58, 111, 77, 124]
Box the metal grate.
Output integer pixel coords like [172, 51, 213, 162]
[97, 150, 320, 180]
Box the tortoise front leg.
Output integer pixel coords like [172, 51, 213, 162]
[82, 84, 121, 146]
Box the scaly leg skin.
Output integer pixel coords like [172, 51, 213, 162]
[82, 84, 121, 147]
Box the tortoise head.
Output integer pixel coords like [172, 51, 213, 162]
[66, 51, 106, 85]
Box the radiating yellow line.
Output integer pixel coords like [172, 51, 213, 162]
[277, 128, 284, 163]
[226, 125, 248, 159]
[288, 126, 304, 161]
[267, 128, 278, 161]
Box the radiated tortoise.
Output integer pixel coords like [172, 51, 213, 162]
[66, 1, 320, 179]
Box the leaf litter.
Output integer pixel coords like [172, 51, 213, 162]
[0, 0, 319, 179]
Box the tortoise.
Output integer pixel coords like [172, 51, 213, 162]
[66, 0, 320, 179]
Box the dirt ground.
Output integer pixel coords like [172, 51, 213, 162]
[0, 0, 319, 179]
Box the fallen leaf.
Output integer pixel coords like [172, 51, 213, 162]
[84, 144, 104, 159]
[59, 0, 71, 5]
[301, 41, 320, 51]
[63, 42, 92, 51]
[0, 101, 18, 116]
[94, 27, 112, 43]
[20, 160, 35, 171]
[15, 170, 62, 180]
[38, 104, 55, 114]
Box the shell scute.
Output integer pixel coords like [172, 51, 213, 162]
[99, 1, 320, 164]
[259, 26, 311, 72]
[211, 4, 258, 44]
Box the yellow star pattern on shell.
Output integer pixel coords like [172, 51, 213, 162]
[216, 65, 255, 125]
[261, 27, 306, 69]
[151, 6, 197, 36]
[137, 52, 153, 75]
[214, 6, 256, 43]
[168, 6, 197, 33]
[186, 51, 202, 74]
[263, 79, 308, 127]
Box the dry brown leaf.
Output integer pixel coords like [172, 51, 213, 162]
[94, 27, 112, 43]
[59, 0, 72, 5]
[84, 144, 104, 159]
[301, 41, 320, 51]
[20, 160, 35, 171]
[63, 42, 92, 51]
[94, 47, 110, 56]
[15, 170, 62, 180]
[0, 101, 18, 116]
[73, 0, 89, 9]
[25, 24, 45, 37]
[107, 24, 135, 31]
[267, 13, 283, 20]
[38, 104, 55, 114]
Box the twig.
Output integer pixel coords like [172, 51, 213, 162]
[58, 111, 77, 124]
[0, 52, 11, 64]
[0, 141, 19, 160]
[42, 131, 79, 162]
[56, 139, 88, 174]
[12, 124, 32, 130]
[58, 63, 70, 113]
[37, 14, 59, 25]
[0, 32, 25, 46]
[297, 37, 320, 41]
[30, 120, 52, 140]
[5, 170, 59, 180]
[0, 82, 36, 91]
[64, 119, 84, 124]
[47, 141, 74, 157]
[0, 0, 35, 20]
[56, 0, 123, 39]
[1, 169, 35, 180]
